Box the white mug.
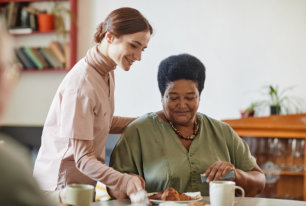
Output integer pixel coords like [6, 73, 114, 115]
[65, 184, 94, 206]
[209, 181, 245, 206]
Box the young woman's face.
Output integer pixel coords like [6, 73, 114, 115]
[108, 30, 151, 71]
[162, 79, 200, 126]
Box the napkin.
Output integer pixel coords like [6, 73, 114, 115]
[130, 190, 149, 206]
[200, 171, 235, 183]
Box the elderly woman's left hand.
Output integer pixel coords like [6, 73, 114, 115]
[202, 161, 236, 182]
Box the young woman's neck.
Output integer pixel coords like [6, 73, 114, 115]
[99, 39, 116, 66]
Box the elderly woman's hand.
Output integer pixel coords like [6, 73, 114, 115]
[202, 161, 236, 182]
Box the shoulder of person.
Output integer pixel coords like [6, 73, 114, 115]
[126, 112, 155, 127]
[198, 112, 231, 129]
[58, 59, 100, 97]
[120, 113, 158, 139]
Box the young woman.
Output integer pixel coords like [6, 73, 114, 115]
[33, 7, 153, 201]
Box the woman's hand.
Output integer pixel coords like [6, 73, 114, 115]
[107, 174, 146, 200]
[126, 174, 146, 198]
[202, 161, 235, 182]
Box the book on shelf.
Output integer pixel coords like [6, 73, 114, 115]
[23, 47, 44, 69]
[28, 12, 38, 31]
[15, 48, 35, 69]
[1, 2, 39, 31]
[49, 41, 66, 67]
[36, 48, 54, 69]
[31, 48, 50, 68]
[14, 46, 66, 70]
[39, 47, 64, 68]
[14, 49, 27, 69]
[10, 2, 20, 28]
[20, 6, 29, 28]
[6, 2, 16, 28]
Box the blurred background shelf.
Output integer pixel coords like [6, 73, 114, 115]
[264, 170, 304, 176]
[0, 0, 77, 71]
[10, 30, 69, 36]
[21, 68, 68, 72]
[223, 114, 306, 201]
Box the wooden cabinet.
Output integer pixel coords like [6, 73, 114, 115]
[223, 114, 306, 201]
[0, 0, 77, 72]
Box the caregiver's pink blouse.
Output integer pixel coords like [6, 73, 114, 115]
[34, 45, 134, 193]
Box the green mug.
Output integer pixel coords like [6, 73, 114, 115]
[66, 184, 94, 206]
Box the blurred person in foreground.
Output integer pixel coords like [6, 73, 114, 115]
[110, 54, 265, 198]
[0, 20, 57, 206]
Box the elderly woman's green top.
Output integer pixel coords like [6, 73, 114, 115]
[110, 112, 256, 195]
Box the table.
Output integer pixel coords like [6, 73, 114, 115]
[92, 197, 306, 206]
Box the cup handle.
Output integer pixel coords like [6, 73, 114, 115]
[234, 186, 245, 205]
[234, 185, 245, 197]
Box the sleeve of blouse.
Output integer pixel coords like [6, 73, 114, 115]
[72, 138, 131, 194]
[109, 131, 143, 177]
[59, 88, 95, 140]
[109, 116, 136, 134]
[226, 124, 257, 171]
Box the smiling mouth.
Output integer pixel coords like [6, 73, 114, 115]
[175, 111, 190, 115]
[126, 57, 134, 66]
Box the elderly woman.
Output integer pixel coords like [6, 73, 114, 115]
[110, 54, 265, 198]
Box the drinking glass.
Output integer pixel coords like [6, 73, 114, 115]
[285, 139, 294, 171]
[275, 138, 287, 170]
[293, 139, 304, 172]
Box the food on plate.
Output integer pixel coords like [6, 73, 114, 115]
[148, 187, 194, 201]
[187, 201, 206, 206]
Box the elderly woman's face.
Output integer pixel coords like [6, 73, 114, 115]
[162, 79, 200, 126]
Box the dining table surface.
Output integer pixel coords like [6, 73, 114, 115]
[92, 196, 306, 206]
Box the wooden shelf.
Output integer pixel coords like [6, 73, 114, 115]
[264, 170, 304, 176]
[223, 114, 306, 138]
[223, 114, 306, 201]
[10, 30, 69, 37]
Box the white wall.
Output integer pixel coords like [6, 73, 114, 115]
[3, 0, 306, 126]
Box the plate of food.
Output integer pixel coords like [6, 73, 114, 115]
[148, 187, 203, 204]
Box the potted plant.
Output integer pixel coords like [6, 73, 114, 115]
[240, 102, 261, 118]
[261, 85, 302, 115]
[50, 2, 75, 41]
[37, 12, 54, 32]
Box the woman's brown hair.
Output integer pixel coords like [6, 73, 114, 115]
[94, 7, 153, 43]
